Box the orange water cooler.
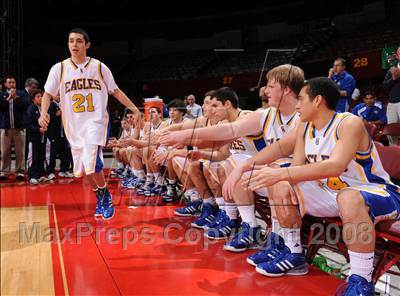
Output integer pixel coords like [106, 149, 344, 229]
[143, 98, 164, 121]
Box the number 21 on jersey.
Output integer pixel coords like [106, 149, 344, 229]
[72, 93, 94, 113]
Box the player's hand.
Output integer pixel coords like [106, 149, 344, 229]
[241, 166, 283, 191]
[159, 129, 192, 146]
[187, 150, 202, 161]
[222, 166, 243, 202]
[39, 127, 47, 134]
[38, 113, 50, 129]
[153, 151, 168, 165]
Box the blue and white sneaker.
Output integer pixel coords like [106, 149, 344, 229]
[122, 176, 137, 188]
[137, 181, 154, 195]
[247, 232, 285, 266]
[191, 203, 218, 229]
[94, 192, 104, 217]
[100, 188, 115, 220]
[255, 246, 308, 277]
[174, 199, 203, 217]
[145, 184, 164, 197]
[223, 222, 262, 252]
[336, 274, 374, 296]
[126, 178, 144, 189]
[204, 210, 238, 240]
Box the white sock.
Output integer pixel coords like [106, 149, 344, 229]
[185, 188, 200, 201]
[146, 174, 154, 183]
[168, 178, 176, 185]
[281, 228, 302, 253]
[153, 172, 163, 185]
[136, 170, 145, 180]
[203, 196, 216, 205]
[271, 218, 281, 235]
[225, 202, 238, 220]
[238, 205, 257, 228]
[215, 197, 225, 211]
[348, 250, 374, 282]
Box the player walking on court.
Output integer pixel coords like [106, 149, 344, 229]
[39, 28, 139, 220]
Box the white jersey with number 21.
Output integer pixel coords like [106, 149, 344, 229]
[44, 57, 118, 147]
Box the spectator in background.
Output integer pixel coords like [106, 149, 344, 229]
[26, 89, 49, 185]
[383, 46, 400, 146]
[23, 78, 39, 97]
[258, 86, 269, 110]
[0, 75, 30, 180]
[352, 90, 387, 126]
[328, 58, 356, 112]
[185, 94, 202, 119]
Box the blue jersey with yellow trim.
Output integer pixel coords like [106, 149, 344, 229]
[304, 112, 397, 191]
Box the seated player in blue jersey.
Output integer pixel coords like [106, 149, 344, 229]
[352, 90, 387, 125]
[242, 77, 400, 296]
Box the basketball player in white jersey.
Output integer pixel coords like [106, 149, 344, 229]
[160, 65, 303, 250]
[39, 28, 139, 220]
[242, 77, 400, 295]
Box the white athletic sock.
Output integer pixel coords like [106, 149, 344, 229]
[146, 174, 154, 183]
[215, 197, 225, 211]
[271, 218, 282, 235]
[136, 170, 145, 180]
[281, 228, 302, 254]
[348, 250, 374, 282]
[153, 172, 163, 185]
[238, 205, 257, 228]
[168, 178, 176, 185]
[185, 188, 200, 201]
[225, 202, 238, 220]
[203, 196, 216, 205]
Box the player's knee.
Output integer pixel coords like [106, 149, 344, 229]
[188, 161, 200, 175]
[337, 190, 365, 219]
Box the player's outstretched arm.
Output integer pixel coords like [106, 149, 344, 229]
[222, 126, 298, 200]
[112, 89, 140, 116]
[159, 112, 263, 146]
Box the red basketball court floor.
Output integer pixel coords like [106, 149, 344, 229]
[1, 176, 343, 295]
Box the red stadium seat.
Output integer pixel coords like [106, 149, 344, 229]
[364, 122, 378, 139]
[374, 143, 400, 180]
[376, 123, 400, 145]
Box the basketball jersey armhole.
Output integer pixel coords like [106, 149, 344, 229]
[335, 114, 352, 141]
[303, 122, 310, 140]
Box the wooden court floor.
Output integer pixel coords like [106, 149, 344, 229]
[1, 176, 342, 295]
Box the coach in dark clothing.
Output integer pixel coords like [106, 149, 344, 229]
[383, 46, 400, 146]
[0, 75, 30, 180]
[26, 89, 47, 184]
[47, 99, 73, 177]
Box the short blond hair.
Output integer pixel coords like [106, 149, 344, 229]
[266, 64, 305, 96]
